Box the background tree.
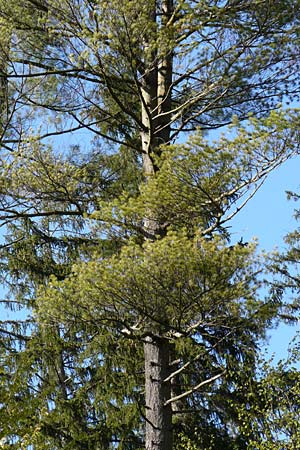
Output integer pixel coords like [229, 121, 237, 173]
[269, 188, 300, 322]
[0, 1, 300, 449]
[232, 342, 300, 450]
[233, 167, 300, 449]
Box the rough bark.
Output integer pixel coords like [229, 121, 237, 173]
[140, 2, 174, 448]
[144, 335, 172, 450]
[140, 0, 173, 237]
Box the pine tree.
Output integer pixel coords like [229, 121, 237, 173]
[268, 188, 300, 322]
[0, 1, 300, 449]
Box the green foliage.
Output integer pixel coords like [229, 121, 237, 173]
[95, 111, 300, 239]
[35, 228, 273, 449]
[0, 0, 299, 449]
[232, 343, 300, 450]
[0, 0, 300, 145]
[38, 231, 261, 332]
[268, 187, 300, 321]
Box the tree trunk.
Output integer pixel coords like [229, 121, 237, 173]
[144, 335, 172, 450]
[141, 3, 174, 448]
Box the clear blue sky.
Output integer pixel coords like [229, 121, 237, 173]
[231, 156, 300, 362]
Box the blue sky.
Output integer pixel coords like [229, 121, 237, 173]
[231, 157, 300, 251]
[231, 156, 300, 362]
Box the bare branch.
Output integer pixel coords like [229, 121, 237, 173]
[164, 371, 225, 406]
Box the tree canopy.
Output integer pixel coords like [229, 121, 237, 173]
[0, 1, 300, 449]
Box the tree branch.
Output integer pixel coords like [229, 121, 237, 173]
[164, 371, 225, 406]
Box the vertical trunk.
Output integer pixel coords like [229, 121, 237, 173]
[144, 336, 172, 450]
[140, 0, 173, 236]
[140, 2, 174, 448]
[156, 0, 173, 146]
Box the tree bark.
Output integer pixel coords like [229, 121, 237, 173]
[141, 3, 174, 449]
[144, 335, 172, 450]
